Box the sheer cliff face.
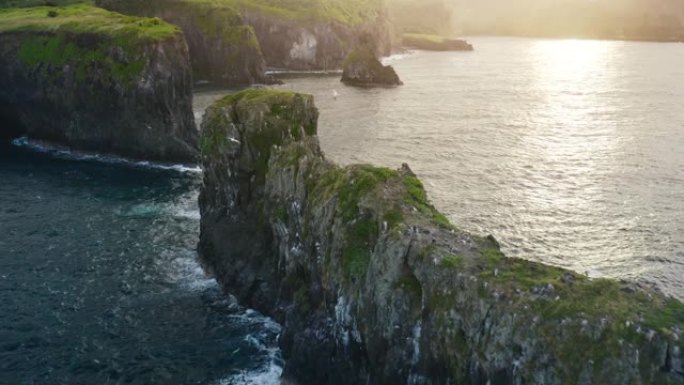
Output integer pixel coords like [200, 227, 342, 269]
[97, 0, 392, 82]
[0, 5, 198, 162]
[97, 0, 268, 85]
[242, 9, 392, 71]
[199, 89, 684, 385]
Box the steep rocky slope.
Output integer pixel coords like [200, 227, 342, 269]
[198, 89, 684, 385]
[0, 4, 197, 162]
[97, 0, 392, 84]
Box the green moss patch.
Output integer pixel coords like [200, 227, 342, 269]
[402, 175, 452, 228]
[0, 4, 179, 42]
[309, 164, 398, 222]
[205, 89, 317, 183]
[1, 4, 182, 84]
[440, 254, 464, 269]
[342, 216, 378, 282]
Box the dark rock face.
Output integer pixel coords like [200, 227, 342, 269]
[0, 31, 198, 162]
[199, 89, 684, 385]
[341, 48, 402, 86]
[97, 0, 272, 86]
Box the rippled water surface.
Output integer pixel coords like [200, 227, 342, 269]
[0, 146, 281, 384]
[269, 37, 684, 299]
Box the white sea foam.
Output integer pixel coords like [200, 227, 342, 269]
[11, 137, 201, 173]
[215, 311, 284, 385]
[215, 363, 283, 385]
[265, 69, 342, 76]
[382, 51, 415, 65]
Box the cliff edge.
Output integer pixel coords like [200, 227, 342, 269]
[0, 4, 198, 162]
[97, 0, 392, 85]
[198, 89, 684, 385]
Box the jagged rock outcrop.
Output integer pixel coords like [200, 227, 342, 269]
[97, 0, 392, 82]
[341, 47, 402, 87]
[402, 33, 473, 51]
[198, 89, 684, 385]
[0, 4, 198, 162]
[96, 0, 272, 85]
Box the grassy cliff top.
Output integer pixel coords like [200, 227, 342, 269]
[403, 33, 447, 43]
[97, 0, 383, 26]
[0, 3, 179, 41]
[227, 0, 383, 25]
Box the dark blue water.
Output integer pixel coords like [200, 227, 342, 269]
[0, 144, 281, 385]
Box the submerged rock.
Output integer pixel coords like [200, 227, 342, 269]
[0, 4, 198, 162]
[199, 89, 684, 385]
[341, 47, 402, 87]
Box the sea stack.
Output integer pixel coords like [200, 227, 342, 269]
[198, 89, 684, 385]
[341, 46, 402, 87]
[0, 4, 198, 162]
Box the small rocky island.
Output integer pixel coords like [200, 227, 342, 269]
[403, 33, 474, 51]
[0, 3, 198, 162]
[199, 88, 684, 385]
[341, 47, 403, 87]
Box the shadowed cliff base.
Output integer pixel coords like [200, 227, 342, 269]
[198, 88, 684, 385]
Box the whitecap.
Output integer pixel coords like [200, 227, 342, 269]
[11, 137, 201, 173]
[382, 51, 415, 65]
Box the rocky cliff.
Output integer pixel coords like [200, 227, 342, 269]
[198, 89, 684, 384]
[241, 2, 392, 71]
[96, 0, 270, 85]
[0, 4, 198, 162]
[97, 0, 392, 83]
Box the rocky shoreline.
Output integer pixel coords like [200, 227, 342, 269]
[198, 89, 684, 385]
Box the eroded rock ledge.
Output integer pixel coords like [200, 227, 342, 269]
[198, 89, 684, 385]
[0, 4, 198, 162]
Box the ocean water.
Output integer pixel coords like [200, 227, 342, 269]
[0, 144, 282, 384]
[271, 37, 684, 299]
[3, 36, 684, 385]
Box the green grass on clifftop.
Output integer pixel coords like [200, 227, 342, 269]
[214, 88, 301, 108]
[99, 0, 383, 26]
[0, 3, 179, 41]
[403, 33, 446, 44]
